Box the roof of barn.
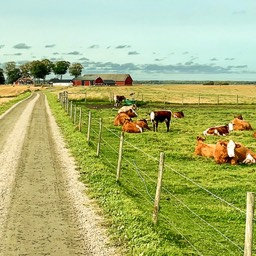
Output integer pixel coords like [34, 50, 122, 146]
[75, 74, 132, 81]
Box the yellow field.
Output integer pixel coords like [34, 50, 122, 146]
[58, 84, 256, 105]
[0, 85, 45, 104]
[2, 84, 256, 105]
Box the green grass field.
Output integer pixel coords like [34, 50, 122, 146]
[46, 85, 256, 256]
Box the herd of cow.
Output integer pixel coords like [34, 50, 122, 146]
[113, 103, 184, 133]
[195, 114, 256, 165]
[113, 98, 256, 166]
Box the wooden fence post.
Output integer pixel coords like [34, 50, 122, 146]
[87, 111, 91, 142]
[96, 118, 103, 157]
[70, 101, 73, 119]
[116, 132, 124, 182]
[182, 94, 184, 105]
[152, 152, 165, 225]
[244, 192, 255, 256]
[73, 104, 77, 124]
[66, 98, 69, 113]
[78, 107, 82, 131]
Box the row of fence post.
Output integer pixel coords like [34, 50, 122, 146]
[59, 91, 246, 106]
[58, 91, 255, 255]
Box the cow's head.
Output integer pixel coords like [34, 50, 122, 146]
[126, 109, 137, 117]
[228, 123, 234, 131]
[227, 140, 236, 157]
[196, 136, 205, 142]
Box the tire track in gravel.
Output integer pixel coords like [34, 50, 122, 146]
[0, 92, 120, 256]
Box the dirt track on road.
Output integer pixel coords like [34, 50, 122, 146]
[0, 92, 120, 255]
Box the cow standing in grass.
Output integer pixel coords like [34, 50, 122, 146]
[113, 95, 126, 107]
[149, 110, 172, 132]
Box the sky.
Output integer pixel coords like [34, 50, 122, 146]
[1, 0, 256, 81]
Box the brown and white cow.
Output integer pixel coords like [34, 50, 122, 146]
[194, 136, 216, 158]
[150, 110, 172, 132]
[113, 95, 126, 107]
[172, 111, 185, 118]
[214, 140, 236, 164]
[122, 119, 150, 133]
[114, 109, 138, 126]
[231, 118, 253, 131]
[118, 104, 137, 114]
[203, 123, 233, 136]
[214, 140, 256, 165]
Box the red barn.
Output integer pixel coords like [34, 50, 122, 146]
[73, 74, 133, 86]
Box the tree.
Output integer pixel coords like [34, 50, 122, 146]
[69, 63, 83, 78]
[4, 62, 21, 84]
[30, 60, 50, 83]
[0, 68, 5, 84]
[20, 62, 32, 78]
[52, 61, 70, 79]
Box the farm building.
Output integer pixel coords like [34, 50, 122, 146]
[73, 74, 133, 86]
[14, 77, 34, 85]
[49, 78, 74, 86]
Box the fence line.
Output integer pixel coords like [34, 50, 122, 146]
[58, 95, 255, 255]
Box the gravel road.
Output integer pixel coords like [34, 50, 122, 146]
[0, 92, 120, 256]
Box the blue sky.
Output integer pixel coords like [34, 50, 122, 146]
[1, 0, 256, 81]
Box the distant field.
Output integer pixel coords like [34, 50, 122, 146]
[57, 84, 256, 105]
[0, 85, 45, 104]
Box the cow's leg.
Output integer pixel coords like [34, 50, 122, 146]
[166, 120, 170, 132]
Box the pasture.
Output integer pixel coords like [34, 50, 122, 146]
[45, 84, 256, 255]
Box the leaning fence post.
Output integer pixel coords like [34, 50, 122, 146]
[152, 152, 165, 225]
[116, 132, 124, 182]
[87, 111, 91, 142]
[244, 192, 255, 256]
[96, 118, 103, 157]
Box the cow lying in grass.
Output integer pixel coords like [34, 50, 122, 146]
[122, 119, 150, 133]
[203, 123, 233, 136]
[231, 117, 253, 131]
[214, 140, 256, 165]
[118, 104, 137, 114]
[194, 136, 215, 158]
[114, 109, 137, 126]
[172, 111, 184, 118]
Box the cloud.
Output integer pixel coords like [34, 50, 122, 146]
[225, 58, 235, 61]
[13, 43, 31, 49]
[4, 53, 22, 56]
[115, 45, 131, 49]
[0, 45, 4, 49]
[128, 51, 139, 55]
[52, 52, 59, 55]
[88, 45, 99, 49]
[210, 58, 218, 61]
[45, 44, 56, 48]
[154, 58, 166, 61]
[182, 51, 189, 55]
[232, 10, 247, 15]
[79, 57, 90, 61]
[65, 51, 82, 55]
[227, 65, 247, 69]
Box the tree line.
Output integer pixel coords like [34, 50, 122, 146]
[0, 59, 83, 84]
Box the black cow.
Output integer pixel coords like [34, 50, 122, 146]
[150, 110, 172, 132]
[114, 95, 126, 107]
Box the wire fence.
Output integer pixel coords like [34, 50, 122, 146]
[58, 92, 255, 256]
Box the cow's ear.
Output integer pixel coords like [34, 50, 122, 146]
[235, 143, 242, 148]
